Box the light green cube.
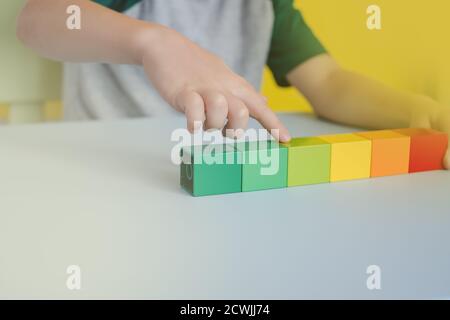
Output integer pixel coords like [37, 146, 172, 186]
[238, 141, 288, 192]
[283, 137, 331, 186]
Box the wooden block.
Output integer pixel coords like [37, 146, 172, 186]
[0, 103, 10, 123]
[394, 128, 448, 172]
[43, 100, 63, 121]
[283, 137, 331, 186]
[180, 144, 242, 196]
[238, 140, 288, 192]
[319, 134, 372, 182]
[357, 130, 410, 177]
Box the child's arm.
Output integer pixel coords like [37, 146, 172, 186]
[17, 0, 290, 142]
[287, 54, 450, 168]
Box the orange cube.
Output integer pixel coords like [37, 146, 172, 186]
[357, 130, 410, 177]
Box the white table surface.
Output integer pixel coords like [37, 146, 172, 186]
[0, 113, 449, 299]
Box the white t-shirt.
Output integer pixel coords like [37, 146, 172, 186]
[63, 0, 275, 121]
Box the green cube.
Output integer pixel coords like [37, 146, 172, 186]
[180, 144, 242, 196]
[238, 140, 288, 192]
[284, 137, 331, 186]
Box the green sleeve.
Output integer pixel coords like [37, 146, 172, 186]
[268, 0, 327, 87]
[93, 0, 141, 12]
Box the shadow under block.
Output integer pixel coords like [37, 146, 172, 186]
[283, 137, 331, 186]
[319, 134, 372, 182]
[180, 144, 242, 196]
[357, 130, 411, 177]
[238, 141, 288, 192]
[394, 128, 448, 172]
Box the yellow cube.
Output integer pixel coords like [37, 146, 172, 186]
[43, 100, 63, 122]
[319, 134, 372, 182]
[0, 103, 10, 122]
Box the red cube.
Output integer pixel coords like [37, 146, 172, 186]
[394, 128, 448, 173]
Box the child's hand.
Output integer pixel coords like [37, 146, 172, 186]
[139, 27, 291, 142]
[410, 98, 450, 169]
[17, 1, 290, 141]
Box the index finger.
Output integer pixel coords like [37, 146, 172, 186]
[240, 93, 291, 142]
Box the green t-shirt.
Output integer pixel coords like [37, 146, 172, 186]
[93, 0, 327, 87]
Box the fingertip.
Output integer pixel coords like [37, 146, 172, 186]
[193, 120, 204, 132]
[279, 133, 292, 143]
[187, 123, 201, 134]
[266, 124, 291, 143]
[187, 118, 204, 134]
[277, 126, 292, 143]
[268, 128, 291, 143]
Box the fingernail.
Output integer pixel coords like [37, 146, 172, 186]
[280, 133, 291, 142]
[193, 121, 203, 133]
[234, 129, 245, 139]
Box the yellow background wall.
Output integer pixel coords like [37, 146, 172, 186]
[264, 0, 450, 111]
[1, 0, 450, 122]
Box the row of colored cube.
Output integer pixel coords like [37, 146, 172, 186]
[180, 128, 448, 196]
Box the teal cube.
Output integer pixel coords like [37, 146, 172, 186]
[180, 144, 242, 196]
[238, 140, 288, 192]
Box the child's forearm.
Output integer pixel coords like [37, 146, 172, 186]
[17, 0, 158, 65]
[313, 69, 441, 130]
[288, 54, 443, 130]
